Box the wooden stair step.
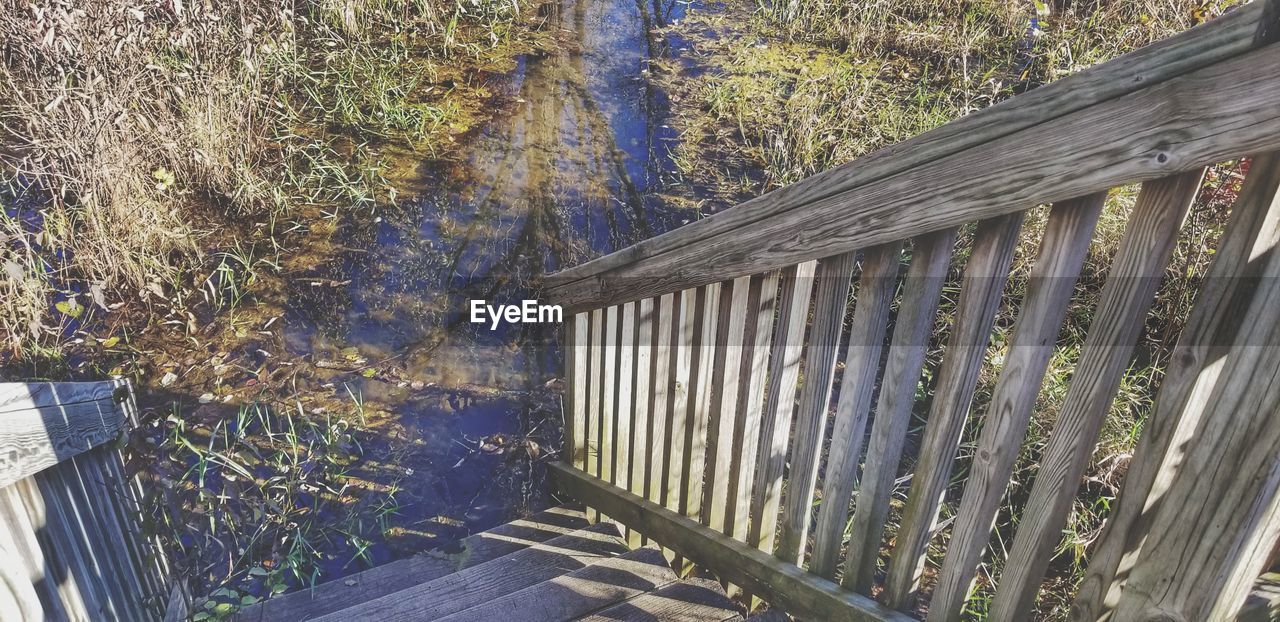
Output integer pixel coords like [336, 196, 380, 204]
[578, 577, 743, 621]
[435, 545, 677, 621]
[235, 505, 590, 621]
[315, 521, 628, 621]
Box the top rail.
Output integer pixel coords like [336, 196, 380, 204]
[0, 380, 131, 488]
[543, 0, 1280, 313]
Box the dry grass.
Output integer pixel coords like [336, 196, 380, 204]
[0, 0, 531, 363]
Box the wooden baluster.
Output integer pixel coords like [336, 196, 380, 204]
[749, 261, 817, 553]
[685, 283, 721, 525]
[706, 276, 752, 533]
[883, 213, 1024, 611]
[727, 271, 781, 542]
[808, 242, 904, 579]
[1110, 205, 1280, 620]
[990, 170, 1205, 620]
[1073, 153, 1280, 620]
[928, 192, 1107, 621]
[666, 290, 696, 515]
[632, 298, 654, 509]
[650, 293, 675, 509]
[588, 307, 605, 522]
[566, 313, 589, 470]
[616, 301, 637, 546]
[778, 251, 859, 565]
[602, 306, 619, 488]
[841, 229, 957, 592]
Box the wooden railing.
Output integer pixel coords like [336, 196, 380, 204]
[546, 2, 1280, 620]
[0, 380, 184, 621]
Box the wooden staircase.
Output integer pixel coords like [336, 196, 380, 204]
[235, 505, 754, 622]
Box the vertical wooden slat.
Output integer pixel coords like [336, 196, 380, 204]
[567, 313, 589, 469]
[633, 298, 654, 501]
[1109, 218, 1280, 620]
[749, 261, 817, 553]
[616, 302, 637, 546]
[667, 289, 697, 514]
[0, 482, 58, 619]
[15, 476, 92, 621]
[927, 192, 1107, 621]
[841, 229, 957, 591]
[602, 306, 619, 487]
[883, 213, 1025, 611]
[778, 250, 859, 565]
[67, 452, 148, 621]
[990, 171, 1205, 621]
[650, 293, 676, 508]
[808, 242, 904, 579]
[587, 308, 605, 522]
[1072, 153, 1280, 620]
[726, 271, 781, 541]
[706, 276, 752, 533]
[685, 282, 721, 526]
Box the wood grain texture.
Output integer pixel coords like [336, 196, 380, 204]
[727, 271, 781, 541]
[589, 309, 605, 481]
[749, 261, 816, 553]
[841, 229, 957, 593]
[1071, 152, 1280, 621]
[546, 0, 1277, 292]
[927, 194, 1106, 621]
[0, 381, 129, 489]
[706, 276, 752, 534]
[568, 313, 589, 468]
[650, 293, 676, 507]
[778, 251, 858, 565]
[547, 40, 1280, 313]
[989, 171, 1204, 621]
[883, 214, 1024, 611]
[684, 283, 721, 527]
[667, 290, 697, 514]
[603, 306, 620, 486]
[313, 522, 628, 622]
[239, 506, 592, 621]
[1108, 232, 1280, 621]
[633, 298, 654, 502]
[580, 577, 742, 622]
[431, 546, 678, 622]
[616, 302, 636, 496]
[807, 243, 904, 579]
[552, 463, 914, 622]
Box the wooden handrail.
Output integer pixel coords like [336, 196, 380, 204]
[0, 380, 130, 488]
[544, 0, 1280, 313]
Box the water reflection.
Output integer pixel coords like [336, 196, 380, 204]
[284, 0, 699, 543]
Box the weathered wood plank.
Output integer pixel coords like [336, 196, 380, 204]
[808, 242, 904, 579]
[842, 229, 957, 592]
[0, 482, 56, 620]
[727, 271, 781, 541]
[551, 463, 914, 622]
[568, 313, 589, 468]
[580, 577, 743, 622]
[633, 298, 654, 502]
[312, 522, 628, 622]
[685, 283, 721, 527]
[239, 506, 592, 621]
[589, 309, 605, 480]
[0, 381, 120, 414]
[1108, 230, 1280, 621]
[431, 546, 678, 622]
[989, 171, 1205, 621]
[545, 0, 1276, 293]
[650, 293, 676, 507]
[603, 306, 620, 486]
[749, 261, 817, 553]
[667, 289, 697, 514]
[617, 302, 636, 496]
[778, 251, 859, 565]
[927, 193, 1107, 621]
[547, 40, 1280, 313]
[0, 381, 128, 489]
[1071, 152, 1280, 620]
[706, 276, 752, 534]
[883, 214, 1024, 611]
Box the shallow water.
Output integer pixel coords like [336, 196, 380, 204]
[281, 0, 707, 564]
